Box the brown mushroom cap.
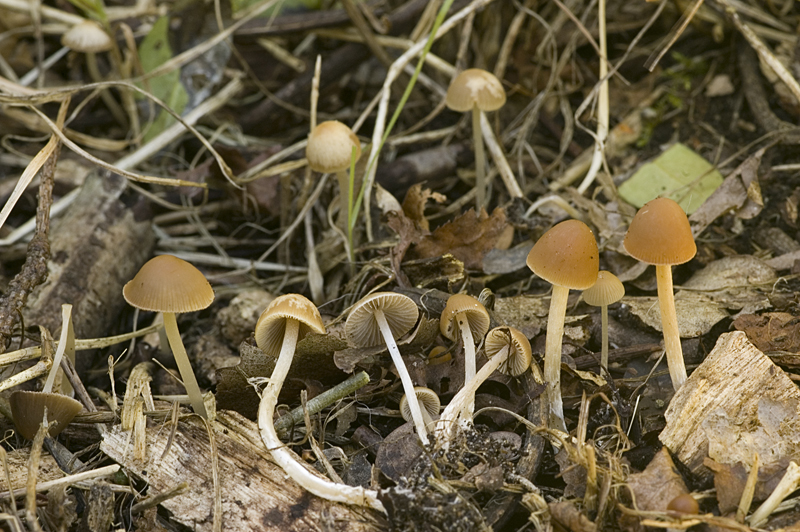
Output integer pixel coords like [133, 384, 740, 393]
[484, 327, 532, 376]
[62, 19, 113, 53]
[624, 197, 697, 265]
[440, 294, 491, 342]
[306, 121, 361, 174]
[123, 255, 214, 313]
[527, 219, 599, 290]
[667, 493, 699, 515]
[10, 391, 83, 440]
[583, 270, 625, 307]
[346, 292, 418, 348]
[254, 294, 326, 355]
[399, 387, 440, 422]
[445, 69, 506, 112]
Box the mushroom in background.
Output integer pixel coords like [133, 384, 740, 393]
[583, 270, 625, 372]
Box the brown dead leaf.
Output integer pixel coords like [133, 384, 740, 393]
[402, 183, 446, 233]
[733, 312, 800, 352]
[548, 501, 596, 532]
[408, 208, 511, 270]
[626, 448, 688, 512]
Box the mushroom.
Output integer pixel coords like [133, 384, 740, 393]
[399, 387, 440, 434]
[445, 68, 506, 209]
[440, 294, 490, 414]
[61, 19, 113, 53]
[527, 219, 599, 433]
[345, 292, 429, 444]
[624, 197, 696, 390]
[123, 255, 214, 419]
[254, 294, 384, 511]
[583, 270, 625, 372]
[437, 326, 531, 441]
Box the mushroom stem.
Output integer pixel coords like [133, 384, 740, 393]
[457, 313, 477, 414]
[600, 305, 609, 372]
[162, 312, 209, 419]
[544, 284, 569, 433]
[257, 321, 385, 512]
[472, 105, 486, 209]
[656, 264, 687, 390]
[373, 309, 430, 445]
[437, 345, 509, 440]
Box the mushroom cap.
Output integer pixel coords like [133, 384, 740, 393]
[254, 294, 325, 356]
[439, 294, 491, 342]
[399, 387, 440, 422]
[667, 493, 699, 515]
[61, 19, 113, 53]
[484, 327, 532, 376]
[527, 219, 599, 290]
[123, 255, 214, 313]
[306, 120, 361, 174]
[624, 197, 697, 265]
[10, 391, 83, 440]
[346, 292, 419, 348]
[583, 270, 625, 307]
[445, 69, 506, 112]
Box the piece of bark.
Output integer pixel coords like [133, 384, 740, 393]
[660, 331, 800, 482]
[100, 410, 384, 532]
[24, 171, 155, 340]
[0, 448, 63, 493]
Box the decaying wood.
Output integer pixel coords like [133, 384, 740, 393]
[0, 448, 63, 494]
[24, 171, 155, 340]
[660, 331, 800, 481]
[100, 410, 384, 532]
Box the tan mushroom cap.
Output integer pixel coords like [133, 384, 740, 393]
[445, 69, 507, 112]
[62, 19, 113, 53]
[484, 327, 531, 376]
[527, 219, 599, 290]
[123, 255, 214, 313]
[440, 294, 491, 342]
[306, 120, 362, 174]
[583, 271, 625, 307]
[346, 292, 418, 348]
[399, 387, 440, 422]
[10, 390, 83, 440]
[624, 197, 697, 265]
[254, 294, 325, 356]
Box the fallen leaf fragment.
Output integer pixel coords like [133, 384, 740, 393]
[626, 448, 689, 513]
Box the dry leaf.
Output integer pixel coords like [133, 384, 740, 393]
[402, 183, 446, 232]
[733, 312, 800, 352]
[626, 447, 688, 512]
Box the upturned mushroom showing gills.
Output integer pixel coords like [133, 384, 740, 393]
[345, 292, 429, 444]
[400, 387, 441, 434]
[440, 294, 490, 414]
[123, 255, 214, 419]
[445, 68, 506, 209]
[527, 220, 599, 433]
[583, 271, 625, 372]
[255, 294, 384, 511]
[624, 197, 696, 390]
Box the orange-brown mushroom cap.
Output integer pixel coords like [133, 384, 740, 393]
[123, 255, 214, 313]
[440, 294, 491, 342]
[583, 271, 625, 307]
[255, 294, 325, 356]
[445, 69, 506, 112]
[306, 121, 361, 174]
[624, 197, 696, 265]
[527, 219, 599, 290]
[484, 327, 532, 376]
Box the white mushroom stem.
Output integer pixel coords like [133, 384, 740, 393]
[162, 312, 209, 419]
[437, 345, 509, 442]
[749, 461, 800, 528]
[457, 313, 477, 415]
[258, 319, 385, 512]
[656, 264, 687, 390]
[471, 105, 486, 209]
[599, 304, 609, 372]
[544, 285, 569, 434]
[373, 309, 430, 445]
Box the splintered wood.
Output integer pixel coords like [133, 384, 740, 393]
[101, 411, 382, 532]
[660, 331, 800, 481]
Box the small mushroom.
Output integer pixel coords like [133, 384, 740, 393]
[583, 270, 625, 372]
[437, 326, 531, 441]
[527, 220, 599, 432]
[399, 387, 440, 434]
[346, 292, 429, 444]
[445, 69, 506, 209]
[440, 294, 490, 414]
[61, 19, 113, 53]
[123, 255, 214, 419]
[306, 120, 362, 225]
[624, 197, 696, 390]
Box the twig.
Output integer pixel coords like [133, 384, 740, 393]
[1, 465, 121, 500]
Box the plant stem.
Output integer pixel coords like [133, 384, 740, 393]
[162, 312, 208, 419]
[544, 285, 569, 433]
[472, 106, 486, 209]
[656, 264, 687, 390]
